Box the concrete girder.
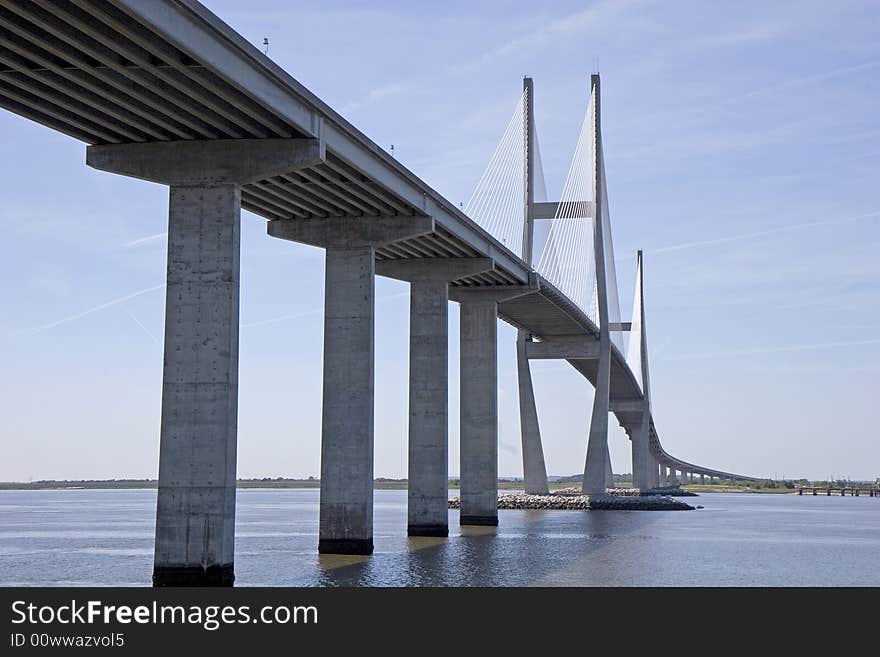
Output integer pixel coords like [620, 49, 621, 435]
[376, 257, 494, 283]
[267, 214, 434, 249]
[609, 399, 645, 414]
[525, 336, 600, 360]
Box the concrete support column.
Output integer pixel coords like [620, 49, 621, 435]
[516, 332, 550, 494]
[582, 74, 612, 497]
[700, 474, 705, 484]
[658, 462, 667, 487]
[631, 414, 652, 491]
[518, 77, 550, 497]
[319, 243, 376, 554]
[459, 299, 499, 526]
[407, 278, 450, 537]
[153, 183, 241, 586]
[378, 258, 495, 536]
[605, 449, 614, 489]
[87, 136, 324, 587]
[582, 331, 612, 495]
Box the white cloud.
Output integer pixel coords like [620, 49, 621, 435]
[340, 81, 414, 114]
[451, 0, 651, 74]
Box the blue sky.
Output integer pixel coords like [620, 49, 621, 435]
[0, 0, 878, 482]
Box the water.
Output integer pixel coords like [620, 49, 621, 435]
[1, 489, 878, 586]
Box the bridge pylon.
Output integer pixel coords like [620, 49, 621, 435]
[581, 74, 613, 496]
[628, 250, 653, 491]
[517, 76, 550, 495]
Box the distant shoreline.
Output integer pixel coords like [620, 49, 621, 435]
[0, 479, 610, 491]
[0, 479, 559, 491]
[0, 479, 812, 494]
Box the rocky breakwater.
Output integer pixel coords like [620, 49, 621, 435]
[641, 486, 699, 497]
[448, 489, 695, 511]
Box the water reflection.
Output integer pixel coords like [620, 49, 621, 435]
[1, 488, 879, 586]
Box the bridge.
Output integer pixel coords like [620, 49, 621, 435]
[0, 0, 755, 585]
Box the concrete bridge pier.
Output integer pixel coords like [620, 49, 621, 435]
[658, 462, 667, 487]
[630, 416, 652, 491]
[317, 237, 374, 555]
[377, 259, 493, 537]
[458, 297, 499, 525]
[87, 138, 324, 585]
[582, 330, 612, 495]
[269, 212, 435, 555]
[701, 474, 705, 484]
[452, 286, 535, 525]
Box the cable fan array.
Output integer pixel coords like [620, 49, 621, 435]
[626, 256, 644, 394]
[465, 83, 625, 352]
[597, 144, 625, 353]
[464, 90, 527, 256]
[535, 89, 598, 322]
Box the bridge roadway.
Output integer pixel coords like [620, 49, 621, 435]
[0, 0, 754, 584]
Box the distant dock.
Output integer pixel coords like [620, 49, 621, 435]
[798, 486, 879, 497]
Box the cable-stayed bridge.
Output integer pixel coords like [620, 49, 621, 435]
[0, 0, 754, 586]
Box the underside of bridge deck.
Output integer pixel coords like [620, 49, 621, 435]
[0, 0, 757, 585]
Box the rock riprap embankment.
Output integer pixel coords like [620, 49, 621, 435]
[448, 490, 694, 511]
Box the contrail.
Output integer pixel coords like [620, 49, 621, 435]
[665, 338, 880, 362]
[735, 59, 880, 103]
[241, 291, 410, 329]
[241, 308, 324, 329]
[24, 284, 165, 333]
[648, 210, 880, 255]
[125, 232, 166, 248]
[124, 309, 160, 345]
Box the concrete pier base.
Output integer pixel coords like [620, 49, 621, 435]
[318, 244, 376, 555]
[459, 515, 500, 526]
[152, 565, 235, 587]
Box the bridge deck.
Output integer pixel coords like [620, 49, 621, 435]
[0, 0, 751, 482]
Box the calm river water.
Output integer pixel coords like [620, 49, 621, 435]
[1, 489, 877, 586]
